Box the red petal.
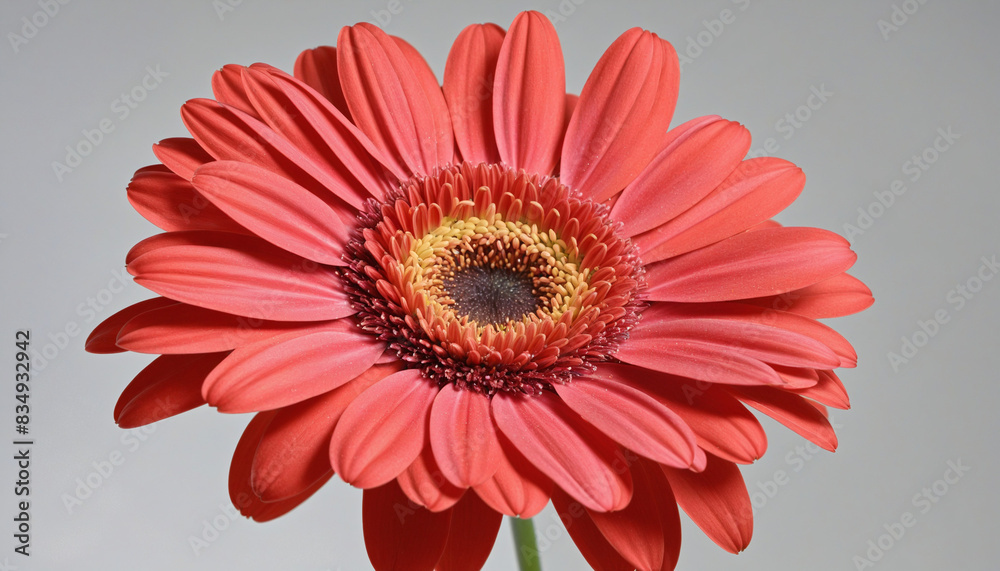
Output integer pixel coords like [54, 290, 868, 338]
[626, 306, 842, 370]
[212, 64, 256, 116]
[662, 454, 752, 554]
[493, 11, 565, 175]
[551, 487, 633, 571]
[435, 493, 503, 571]
[443, 23, 505, 165]
[472, 434, 552, 518]
[612, 117, 750, 237]
[86, 297, 178, 354]
[241, 64, 399, 204]
[126, 231, 353, 322]
[645, 227, 857, 302]
[789, 369, 850, 410]
[616, 337, 784, 387]
[115, 302, 311, 354]
[589, 458, 682, 571]
[294, 46, 352, 120]
[251, 363, 396, 501]
[557, 373, 703, 470]
[203, 322, 385, 413]
[741, 272, 875, 319]
[330, 369, 438, 488]
[727, 386, 839, 451]
[337, 23, 453, 177]
[397, 444, 465, 512]
[634, 157, 804, 262]
[192, 160, 349, 265]
[492, 390, 632, 512]
[114, 352, 224, 428]
[601, 363, 767, 465]
[363, 480, 451, 571]
[562, 29, 678, 202]
[229, 412, 332, 522]
[127, 167, 247, 234]
[152, 137, 213, 181]
[430, 385, 502, 487]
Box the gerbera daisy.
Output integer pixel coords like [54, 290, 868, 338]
[88, 10, 872, 571]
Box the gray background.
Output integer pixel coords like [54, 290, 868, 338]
[1, 0, 996, 569]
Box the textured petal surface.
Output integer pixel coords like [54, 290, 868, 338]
[152, 137, 213, 180]
[790, 370, 851, 410]
[397, 444, 465, 512]
[557, 373, 703, 469]
[203, 322, 385, 413]
[251, 364, 396, 501]
[363, 480, 451, 571]
[472, 435, 552, 518]
[330, 369, 438, 488]
[644, 227, 857, 302]
[493, 11, 565, 174]
[741, 272, 875, 319]
[114, 352, 225, 428]
[633, 157, 804, 262]
[192, 160, 349, 265]
[727, 386, 839, 451]
[435, 492, 503, 571]
[443, 23, 505, 165]
[662, 454, 753, 554]
[115, 302, 310, 354]
[86, 297, 178, 354]
[492, 390, 632, 512]
[612, 117, 750, 237]
[126, 231, 353, 322]
[294, 46, 352, 119]
[430, 385, 502, 487]
[127, 166, 246, 234]
[552, 487, 634, 571]
[337, 23, 453, 176]
[562, 28, 679, 202]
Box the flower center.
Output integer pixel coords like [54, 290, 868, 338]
[341, 162, 644, 395]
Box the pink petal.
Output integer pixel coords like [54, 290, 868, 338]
[337, 23, 453, 177]
[127, 166, 248, 234]
[212, 64, 257, 116]
[789, 370, 850, 410]
[152, 137, 213, 181]
[588, 458, 682, 571]
[443, 23, 505, 165]
[126, 231, 353, 322]
[330, 369, 438, 488]
[114, 352, 224, 428]
[203, 322, 385, 413]
[251, 364, 396, 502]
[180, 98, 363, 217]
[472, 435, 552, 518]
[241, 64, 400, 204]
[115, 302, 313, 354]
[294, 46, 352, 119]
[363, 480, 451, 571]
[626, 306, 842, 370]
[602, 363, 767, 465]
[615, 337, 785, 387]
[556, 373, 703, 470]
[229, 411, 333, 522]
[741, 272, 875, 319]
[611, 117, 750, 237]
[662, 454, 753, 554]
[727, 386, 838, 451]
[86, 297, 178, 354]
[551, 487, 634, 571]
[645, 227, 857, 302]
[492, 390, 632, 512]
[390, 36, 456, 169]
[493, 11, 565, 175]
[192, 160, 349, 265]
[397, 444, 465, 512]
[633, 157, 804, 262]
[435, 493, 504, 571]
[430, 385, 502, 487]
[561, 28, 679, 203]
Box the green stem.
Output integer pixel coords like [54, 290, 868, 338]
[511, 517, 542, 571]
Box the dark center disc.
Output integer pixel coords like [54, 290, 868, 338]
[444, 266, 539, 325]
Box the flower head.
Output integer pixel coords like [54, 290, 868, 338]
[89, 11, 872, 570]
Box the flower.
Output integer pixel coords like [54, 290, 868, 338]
[87, 10, 873, 571]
